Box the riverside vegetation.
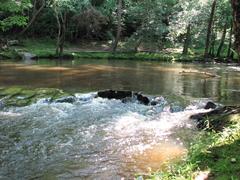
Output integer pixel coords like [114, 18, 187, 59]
[145, 106, 240, 180]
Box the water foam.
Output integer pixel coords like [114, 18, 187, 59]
[0, 93, 210, 179]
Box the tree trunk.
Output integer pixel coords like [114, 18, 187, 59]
[227, 21, 233, 58]
[182, 24, 191, 55]
[209, 32, 216, 57]
[204, 0, 217, 58]
[134, 37, 142, 52]
[231, 0, 240, 61]
[20, 0, 45, 35]
[209, 21, 216, 57]
[111, 0, 122, 53]
[216, 21, 227, 57]
[54, 7, 67, 58]
[59, 12, 67, 57]
[55, 12, 61, 56]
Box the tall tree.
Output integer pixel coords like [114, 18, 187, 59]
[54, 8, 66, 57]
[126, 0, 175, 51]
[111, 0, 122, 52]
[231, 0, 240, 60]
[216, 20, 227, 57]
[51, 0, 90, 57]
[20, 0, 46, 35]
[182, 24, 191, 55]
[227, 20, 233, 58]
[204, 0, 217, 58]
[168, 0, 209, 55]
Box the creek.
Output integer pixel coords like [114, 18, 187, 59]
[0, 59, 240, 179]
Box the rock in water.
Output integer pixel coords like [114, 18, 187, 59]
[204, 101, 217, 109]
[97, 90, 150, 105]
[55, 96, 76, 103]
[136, 94, 150, 105]
[150, 101, 158, 106]
[97, 90, 132, 100]
[150, 96, 165, 106]
[190, 106, 240, 131]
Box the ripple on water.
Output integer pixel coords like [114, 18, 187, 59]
[0, 93, 210, 179]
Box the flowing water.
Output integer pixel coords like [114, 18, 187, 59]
[0, 59, 240, 179]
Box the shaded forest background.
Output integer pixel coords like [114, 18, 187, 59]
[0, 0, 239, 60]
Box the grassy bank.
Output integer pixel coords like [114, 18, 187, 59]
[25, 39, 202, 62]
[1, 39, 203, 62]
[142, 110, 240, 180]
[1, 38, 238, 63]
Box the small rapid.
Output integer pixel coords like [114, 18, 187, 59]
[0, 93, 210, 179]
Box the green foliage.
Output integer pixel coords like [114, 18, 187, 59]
[51, 0, 90, 13]
[0, 0, 235, 61]
[0, 0, 31, 31]
[125, 0, 176, 49]
[0, 16, 28, 31]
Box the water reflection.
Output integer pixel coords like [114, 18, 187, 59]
[0, 59, 240, 105]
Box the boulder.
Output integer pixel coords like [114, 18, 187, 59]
[97, 90, 132, 100]
[136, 93, 150, 105]
[97, 90, 150, 105]
[204, 101, 217, 109]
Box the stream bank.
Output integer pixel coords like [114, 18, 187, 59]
[148, 105, 240, 180]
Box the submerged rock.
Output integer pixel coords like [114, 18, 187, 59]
[0, 87, 72, 107]
[150, 96, 165, 106]
[170, 105, 184, 113]
[150, 101, 158, 106]
[55, 96, 76, 103]
[121, 96, 134, 103]
[191, 106, 240, 131]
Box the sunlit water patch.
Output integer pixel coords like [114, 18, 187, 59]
[227, 66, 240, 72]
[0, 93, 210, 179]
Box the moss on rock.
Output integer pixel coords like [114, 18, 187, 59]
[0, 87, 72, 107]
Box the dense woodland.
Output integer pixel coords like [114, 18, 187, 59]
[0, 0, 240, 60]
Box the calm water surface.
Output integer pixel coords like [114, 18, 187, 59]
[0, 59, 240, 105]
[0, 59, 240, 179]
